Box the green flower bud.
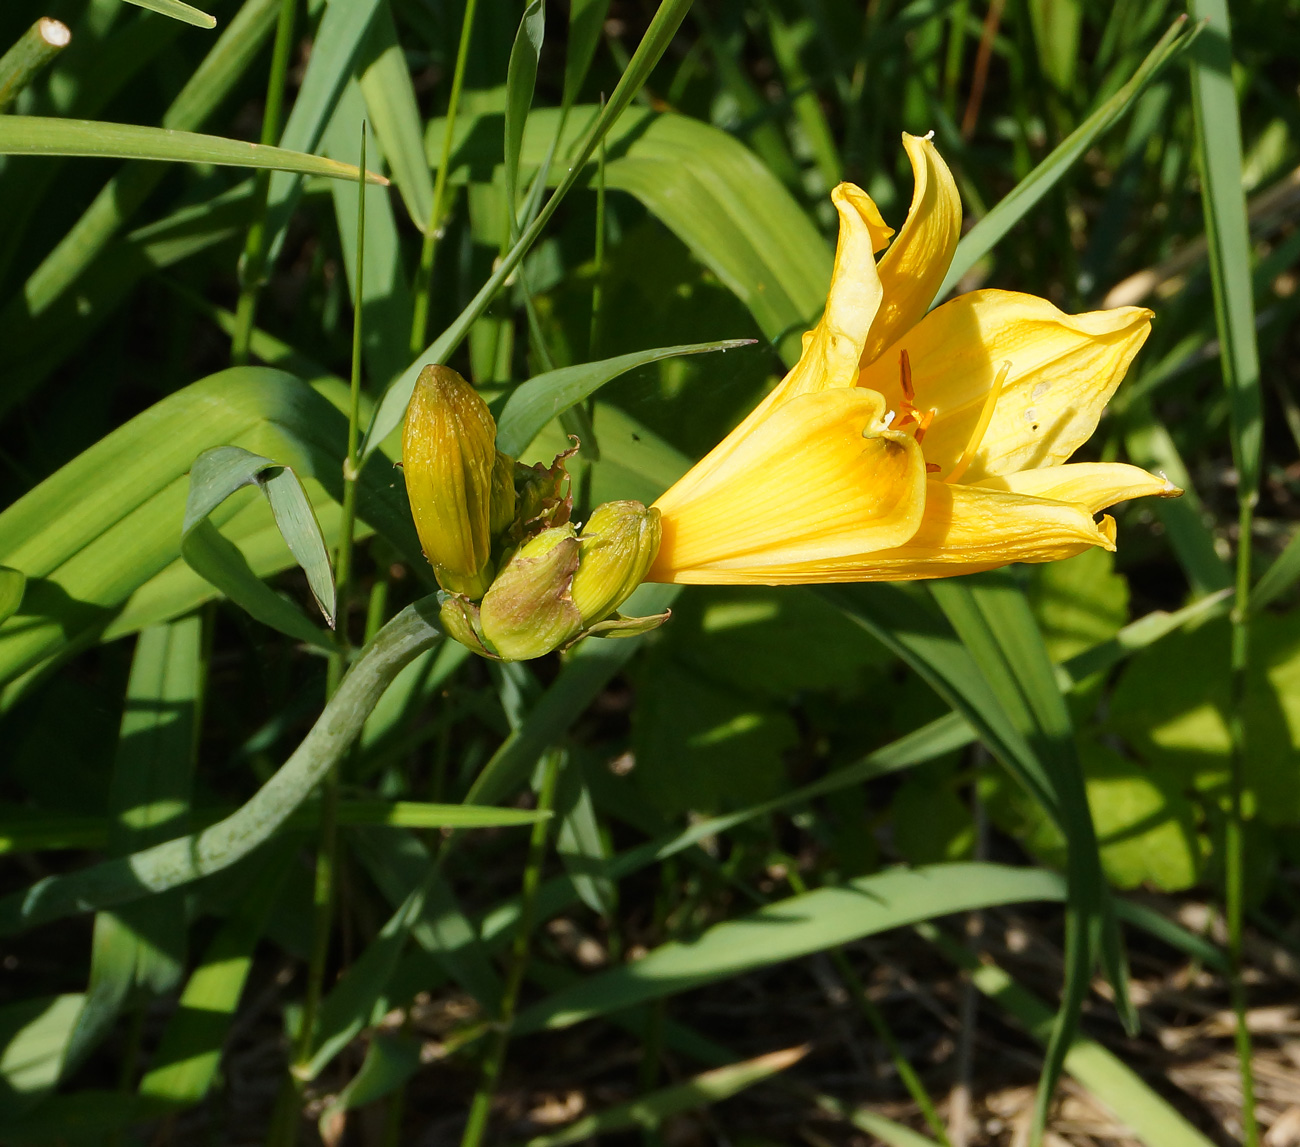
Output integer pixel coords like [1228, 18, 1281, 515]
[402, 365, 497, 599]
[570, 501, 662, 626]
[478, 527, 582, 661]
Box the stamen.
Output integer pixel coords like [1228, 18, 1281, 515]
[880, 409, 896, 429]
[913, 408, 935, 444]
[899, 349, 914, 404]
[944, 360, 1011, 484]
[926, 463, 941, 473]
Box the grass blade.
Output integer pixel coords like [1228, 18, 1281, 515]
[0, 116, 384, 181]
[122, 0, 217, 29]
[494, 340, 755, 457]
[938, 16, 1200, 298]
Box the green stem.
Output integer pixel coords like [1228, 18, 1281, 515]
[409, 0, 479, 360]
[588, 119, 606, 359]
[230, 0, 297, 366]
[460, 749, 563, 1147]
[293, 123, 369, 1083]
[0, 599, 444, 935]
[0, 17, 70, 113]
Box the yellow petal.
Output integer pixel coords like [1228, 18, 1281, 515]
[650, 388, 925, 583]
[860, 133, 963, 369]
[974, 462, 1180, 513]
[660, 183, 892, 509]
[792, 480, 1117, 582]
[858, 290, 1152, 480]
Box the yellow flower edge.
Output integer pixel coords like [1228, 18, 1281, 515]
[648, 133, 1179, 586]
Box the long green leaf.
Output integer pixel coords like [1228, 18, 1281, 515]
[513, 863, 1066, 1032]
[0, 116, 382, 180]
[517, 1046, 809, 1147]
[494, 340, 755, 457]
[122, 0, 217, 29]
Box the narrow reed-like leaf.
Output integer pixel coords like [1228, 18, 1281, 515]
[494, 340, 756, 457]
[122, 0, 217, 29]
[518, 1046, 809, 1147]
[504, 0, 545, 226]
[1252, 531, 1300, 614]
[513, 864, 1066, 1032]
[0, 116, 384, 181]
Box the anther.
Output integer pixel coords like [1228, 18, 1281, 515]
[899, 349, 914, 404]
[913, 408, 935, 444]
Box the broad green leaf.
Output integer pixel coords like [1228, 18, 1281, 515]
[1107, 613, 1300, 825]
[518, 1045, 808, 1147]
[182, 446, 336, 645]
[357, 0, 434, 232]
[0, 115, 382, 180]
[1027, 0, 1082, 92]
[0, 567, 24, 625]
[513, 863, 1066, 1032]
[0, 367, 419, 696]
[938, 17, 1201, 298]
[0, 996, 84, 1110]
[1027, 548, 1128, 665]
[0, 598, 443, 936]
[494, 339, 755, 457]
[122, 0, 217, 29]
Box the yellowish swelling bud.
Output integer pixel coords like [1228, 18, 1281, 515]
[478, 527, 583, 660]
[570, 501, 662, 626]
[402, 365, 497, 599]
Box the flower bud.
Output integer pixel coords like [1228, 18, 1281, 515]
[478, 527, 583, 660]
[570, 501, 662, 626]
[489, 449, 517, 535]
[402, 365, 497, 599]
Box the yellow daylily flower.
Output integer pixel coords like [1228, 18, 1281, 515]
[649, 133, 1178, 585]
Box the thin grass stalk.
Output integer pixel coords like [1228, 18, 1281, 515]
[286, 127, 368, 1139]
[229, 0, 296, 365]
[409, 0, 479, 359]
[0, 18, 70, 113]
[460, 749, 564, 1147]
[588, 119, 606, 359]
[1187, 2, 1264, 1141]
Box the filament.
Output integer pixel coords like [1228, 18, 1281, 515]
[944, 360, 1011, 484]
